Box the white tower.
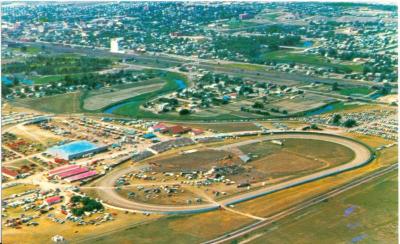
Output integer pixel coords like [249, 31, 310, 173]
[110, 38, 121, 53]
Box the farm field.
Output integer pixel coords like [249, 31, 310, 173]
[83, 79, 165, 110]
[240, 170, 397, 244]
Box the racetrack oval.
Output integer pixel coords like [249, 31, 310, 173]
[92, 132, 373, 214]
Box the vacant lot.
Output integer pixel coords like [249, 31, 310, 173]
[83, 79, 165, 110]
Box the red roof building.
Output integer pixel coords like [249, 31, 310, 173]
[45, 196, 62, 205]
[1, 167, 19, 179]
[162, 125, 191, 135]
[57, 167, 89, 179]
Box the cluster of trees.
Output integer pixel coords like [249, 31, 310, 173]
[70, 195, 103, 217]
[241, 106, 270, 116]
[331, 114, 357, 128]
[212, 34, 301, 62]
[3, 55, 113, 75]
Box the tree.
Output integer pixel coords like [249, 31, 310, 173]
[12, 77, 20, 86]
[332, 114, 342, 124]
[252, 101, 264, 109]
[179, 109, 190, 115]
[332, 82, 339, 91]
[70, 195, 82, 203]
[72, 208, 84, 216]
[343, 119, 357, 128]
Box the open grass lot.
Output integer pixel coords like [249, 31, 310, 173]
[175, 122, 259, 133]
[264, 50, 363, 73]
[338, 86, 373, 96]
[2, 184, 38, 198]
[13, 91, 82, 114]
[146, 149, 242, 172]
[85, 210, 255, 244]
[248, 151, 324, 178]
[83, 79, 165, 110]
[240, 138, 355, 166]
[241, 171, 397, 244]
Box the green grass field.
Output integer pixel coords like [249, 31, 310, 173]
[15, 92, 83, 114]
[30, 74, 65, 84]
[338, 87, 373, 96]
[265, 50, 363, 73]
[239, 170, 397, 244]
[240, 138, 355, 163]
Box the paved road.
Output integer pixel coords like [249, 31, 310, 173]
[93, 132, 373, 214]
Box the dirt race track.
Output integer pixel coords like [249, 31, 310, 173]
[93, 132, 373, 214]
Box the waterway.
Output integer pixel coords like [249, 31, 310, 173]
[305, 104, 334, 116]
[103, 79, 186, 114]
[303, 41, 314, 48]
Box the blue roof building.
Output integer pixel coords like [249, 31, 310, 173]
[46, 140, 107, 160]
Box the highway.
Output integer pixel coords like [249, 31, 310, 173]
[93, 132, 373, 214]
[202, 163, 397, 244]
[5, 39, 378, 88]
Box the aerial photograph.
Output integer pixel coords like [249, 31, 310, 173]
[0, 1, 398, 243]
